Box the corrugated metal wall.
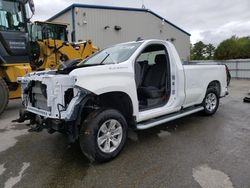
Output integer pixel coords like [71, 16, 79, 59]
[191, 59, 250, 79]
[50, 7, 190, 61]
[223, 59, 250, 79]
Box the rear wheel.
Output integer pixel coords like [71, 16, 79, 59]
[79, 108, 128, 162]
[0, 77, 9, 115]
[202, 88, 219, 115]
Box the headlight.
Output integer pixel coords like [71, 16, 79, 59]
[73, 85, 90, 97]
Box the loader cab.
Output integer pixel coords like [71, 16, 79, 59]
[0, 0, 31, 64]
[28, 21, 70, 69]
[30, 21, 68, 41]
[135, 43, 171, 111]
[0, 0, 27, 32]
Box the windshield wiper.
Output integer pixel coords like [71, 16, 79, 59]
[100, 52, 110, 64]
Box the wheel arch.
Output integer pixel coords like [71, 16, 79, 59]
[207, 80, 221, 96]
[98, 91, 134, 125]
[75, 91, 135, 129]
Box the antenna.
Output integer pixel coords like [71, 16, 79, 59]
[141, 0, 146, 9]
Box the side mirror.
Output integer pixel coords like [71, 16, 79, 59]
[28, 0, 35, 15]
[26, 0, 35, 22]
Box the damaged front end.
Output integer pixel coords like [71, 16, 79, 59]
[15, 71, 93, 142]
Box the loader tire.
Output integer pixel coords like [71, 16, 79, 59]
[0, 77, 9, 115]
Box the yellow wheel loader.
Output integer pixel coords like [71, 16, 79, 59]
[0, 0, 33, 115]
[29, 21, 98, 70]
[0, 1, 98, 115]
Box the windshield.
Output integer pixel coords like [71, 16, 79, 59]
[78, 42, 142, 65]
[0, 0, 26, 31]
[31, 23, 68, 41]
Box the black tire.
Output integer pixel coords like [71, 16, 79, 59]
[243, 97, 250, 103]
[202, 87, 219, 116]
[0, 77, 9, 115]
[79, 108, 128, 162]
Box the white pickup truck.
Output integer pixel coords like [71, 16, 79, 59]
[18, 39, 228, 162]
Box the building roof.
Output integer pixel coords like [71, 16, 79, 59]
[47, 4, 191, 36]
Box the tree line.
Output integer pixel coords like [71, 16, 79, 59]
[190, 36, 250, 60]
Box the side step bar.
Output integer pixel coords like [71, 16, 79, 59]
[136, 106, 204, 130]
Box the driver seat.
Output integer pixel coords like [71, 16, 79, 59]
[138, 54, 167, 99]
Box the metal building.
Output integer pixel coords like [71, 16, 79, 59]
[48, 4, 191, 61]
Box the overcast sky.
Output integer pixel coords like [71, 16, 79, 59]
[32, 0, 250, 46]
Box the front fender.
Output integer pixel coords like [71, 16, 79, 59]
[70, 64, 139, 116]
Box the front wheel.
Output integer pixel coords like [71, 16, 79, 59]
[79, 108, 128, 162]
[202, 88, 219, 115]
[0, 77, 9, 115]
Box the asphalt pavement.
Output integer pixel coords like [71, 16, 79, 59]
[0, 79, 249, 188]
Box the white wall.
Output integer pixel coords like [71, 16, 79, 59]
[50, 7, 190, 61]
